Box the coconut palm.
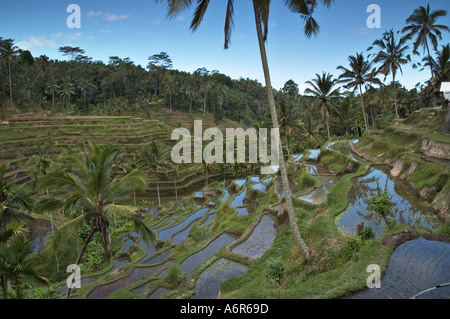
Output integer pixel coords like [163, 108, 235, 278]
[0, 38, 20, 102]
[0, 163, 35, 299]
[45, 78, 60, 112]
[369, 29, 409, 118]
[58, 77, 75, 114]
[37, 142, 152, 298]
[141, 141, 169, 206]
[304, 72, 340, 141]
[422, 44, 450, 86]
[0, 236, 49, 299]
[161, 0, 335, 259]
[183, 84, 197, 115]
[78, 78, 95, 112]
[335, 95, 361, 136]
[402, 4, 449, 81]
[277, 98, 296, 156]
[337, 52, 382, 130]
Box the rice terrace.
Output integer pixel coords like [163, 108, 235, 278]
[0, 0, 449, 307]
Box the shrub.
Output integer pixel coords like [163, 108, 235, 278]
[360, 227, 375, 240]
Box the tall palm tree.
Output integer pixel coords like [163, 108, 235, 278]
[277, 98, 296, 156]
[402, 4, 448, 81]
[422, 44, 450, 86]
[297, 114, 324, 148]
[161, 0, 334, 260]
[78, 78, 95, 112]
[58, 77, 75, 115]
[337, 52, 381, 130]
[0, 38, 20, 102]
[369, 29, 409, 118]
[305, 72, 340, 141]
[335, 95, 361, 136]
[0, 236, 49, 299]
[45, 78, 60, 112]
[141, 141, 168, 206]
[183, 84, 197, 115]
[37, 142, 152, 298]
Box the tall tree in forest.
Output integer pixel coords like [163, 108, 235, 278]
[369, 29, 409, 118]
[0, 38, 20, 102]
[147, 51, 173, 95]
[305, 72, 340, 140]
[402, 4, 448, 83]
[337, 52, 381, 130]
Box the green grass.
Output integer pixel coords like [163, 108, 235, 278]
[318, 149, 359, 175]
[409, 162, 448, 190]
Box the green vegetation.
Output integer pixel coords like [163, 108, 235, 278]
[0, 1, 449, 300]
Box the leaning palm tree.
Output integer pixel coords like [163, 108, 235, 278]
[37, 142, 152, 299]
[337, 52, 382, 130]
[402, 4, 448, 82]
[160, 0, 335, 260]
[0, 236, 49, 299]
[305, 72, 340, 141]
[369, 29, 409, 118]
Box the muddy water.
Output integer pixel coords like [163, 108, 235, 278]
[299, 176, 336, 205]
[193, 258, 248, 299]
[232, 216, 276, 259]
[337, 166, 435, 237]
[325, 139, 359, 161]
[87, 265, 160, 299]
[350, 238, 450, 299]
[148, 287, 168, 299]
[180, 234, 236, 278]
[144, 249, 172, 265]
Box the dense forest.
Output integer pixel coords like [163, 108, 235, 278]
[1, 20, 449, 151]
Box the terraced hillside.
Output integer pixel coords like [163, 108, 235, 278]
[353, 107, 450, 220]
[0, 110, 245, 200]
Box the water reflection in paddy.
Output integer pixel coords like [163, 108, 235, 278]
[193, 258, 247, 299]
[350, 238, 450, 299]
[232, 216, 276, 259]
[180, 234, 235, 278]
[337, 167, 435, 237]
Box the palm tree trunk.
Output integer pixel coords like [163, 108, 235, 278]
[174, 180, 178, 202]
[325, 109, 331, 140]
[252, 1, 310, 260]
[1, 276, 7, 299]
[359, 85, 369, 130]
[284, 132, 290, 156]
[8, 59, 13, 102]
[52, 91, 55, 112]
[425, 41, 437, 107]
[156, 180, 161, 206]
[392, 74, 399, 118]
[66, 229, 96, 299]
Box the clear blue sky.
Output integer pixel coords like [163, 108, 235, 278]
[1, 0, 449, 92]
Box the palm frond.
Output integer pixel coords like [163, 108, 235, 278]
[41, 214, 88, 256]
[224, 0, 235, 49]
[127, 215, 154, 248]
